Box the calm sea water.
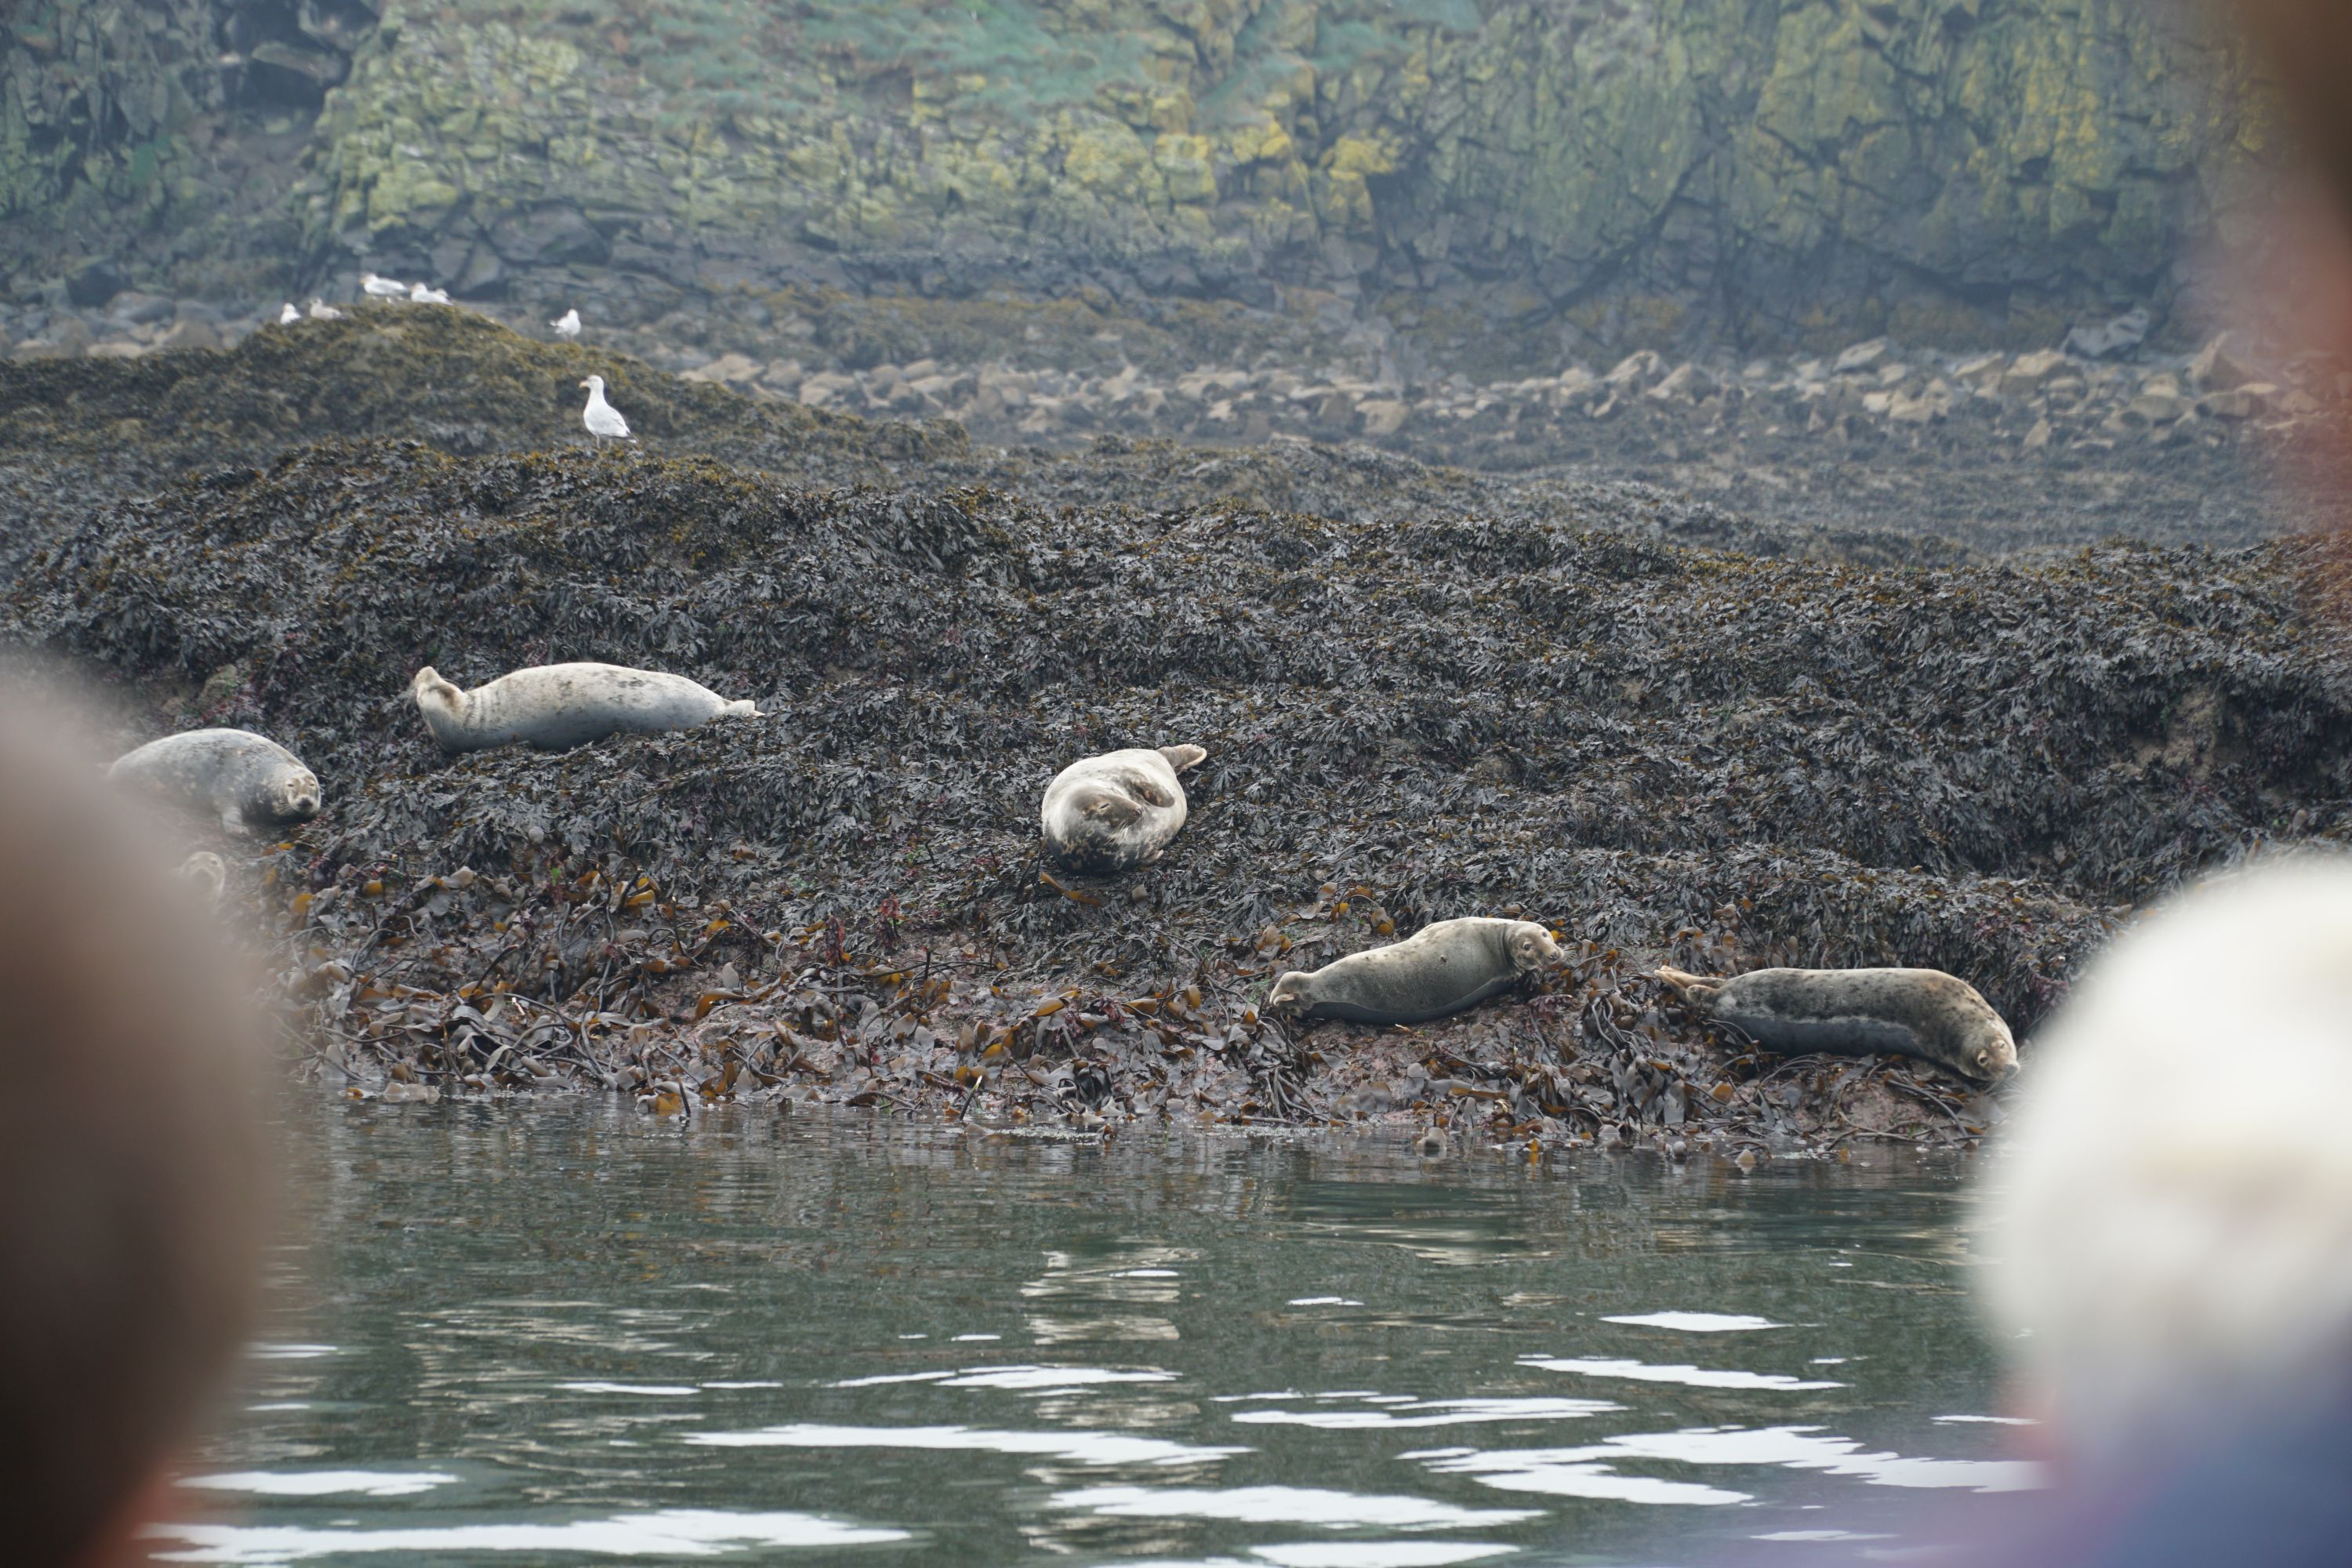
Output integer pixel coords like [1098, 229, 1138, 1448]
[159, 1101, 2036, 1566]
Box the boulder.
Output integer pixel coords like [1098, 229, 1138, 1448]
[1604, 350, 1663, 389]
[65, 260, 127, 309]
[2063, 309, 2149, 360]
[2002, 350, 2070, 396]
[1357, 398, 1410, 437]
[2125, 387, 2190, 425]
[1833, 339, 1889, 375]
[2186, 332, 2252, 392]
[153, 317, 222, 351]
[681, 352, 762, 385]
[2199, 384, 2273, 419]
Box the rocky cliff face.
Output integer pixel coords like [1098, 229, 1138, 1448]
[2, 0, 2274, 362]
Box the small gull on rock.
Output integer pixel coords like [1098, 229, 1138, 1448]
[552, 308, 581, 340]
[361, 271, 406, 298]
[409, 282, 451, 304]
[307, 299, 344, 321]
[580, 375, 633, 445]
[278, 303, 300, 325]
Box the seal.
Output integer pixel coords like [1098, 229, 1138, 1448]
[1040, 745, 1207, 873]
[176, 851, 227, 906]
[409, 662, 761, 753]
[110, 728, 321, 833]
[1654, 965, 2018, 1083]
[1267, 917, 1563, 1025]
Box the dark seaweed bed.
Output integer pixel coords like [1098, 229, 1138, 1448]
[4, 312, 2349, 1156]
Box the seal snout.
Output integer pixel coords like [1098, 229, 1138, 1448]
[1266, 971, 1312, 1014]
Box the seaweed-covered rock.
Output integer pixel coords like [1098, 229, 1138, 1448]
[5, 388, 2346, 1147]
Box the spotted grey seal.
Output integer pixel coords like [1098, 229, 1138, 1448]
[1268, 918, 1563, 1026]
[110, 728, 321, 833]
[1040, 745, 1207, 874]
[1655, 965, 2018, 1083]
[410, 662, 760, 753]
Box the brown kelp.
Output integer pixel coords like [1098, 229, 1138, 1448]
[4, 337, 2348, 1153]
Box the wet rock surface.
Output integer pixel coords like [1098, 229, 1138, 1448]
[6, 302, 2337, 558]
[5, 317, 2349, 1153]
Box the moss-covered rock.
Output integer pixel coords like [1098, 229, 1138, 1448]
[2, 0, 2276, 360]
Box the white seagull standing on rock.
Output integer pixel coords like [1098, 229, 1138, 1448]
[307, 299, 345, 321]
[552, 307, 581, 340]
[278, 303, 300, 325]
[580, 376, 633, 446]
[410, 282, 451, 304]
[361, 271, 406, 298]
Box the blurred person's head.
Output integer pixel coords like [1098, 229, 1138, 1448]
[1980, 855, 2352, 1472]
[2234, 2, 2352, 220]
[0, 694, 270, 1566]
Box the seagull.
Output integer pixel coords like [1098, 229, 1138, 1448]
[307, 299, 345, 321]
[552, 307, 581, 340]
[580, 376, 633, 445]
[410, 282, 451, 304]
[361, 271, 407, 298]
[278, 303, 300, 325]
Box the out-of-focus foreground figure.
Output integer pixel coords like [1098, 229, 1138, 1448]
[0, 698, 269, 1567]
[1984, 856, 2352, 1457]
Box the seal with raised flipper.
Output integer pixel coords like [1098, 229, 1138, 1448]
[1654, 964, 2018, 1083]
[1040, 745, 1208, 874]
[409, 662, 761, 753]
[1268, 917, 1563, 1026]
[110, 728, 321, 833]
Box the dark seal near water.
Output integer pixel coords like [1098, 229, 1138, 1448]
[1040, 745, 1208, 873]
[1654, 964, 2019, 1083]
[109, 728, 321, 833]
[410, 662, 762, 752]
[1268, 917, 1564, 1025]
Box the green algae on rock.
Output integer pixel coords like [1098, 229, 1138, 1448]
[2, 0, 2277, 364]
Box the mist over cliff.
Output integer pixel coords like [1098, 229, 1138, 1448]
[3, 0, 2274, 368]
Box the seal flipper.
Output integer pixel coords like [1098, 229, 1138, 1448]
[1078, 792, 1146, 827]
[1655, 966, 1722, 1007]
[1158, 745, 1207, 773]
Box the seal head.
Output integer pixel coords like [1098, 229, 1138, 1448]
[1269, 917, 1562, 1026]
[1657, 964, 2017, 1083]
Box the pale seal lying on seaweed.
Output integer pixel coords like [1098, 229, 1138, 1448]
[1040, 745, 1208, 873]
[110, 728, 321, 833]
[1268, 918, 1563, 1025]
[409, 662, 760, 753]
[1654, 965, 2018, 1083]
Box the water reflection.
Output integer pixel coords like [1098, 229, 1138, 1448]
[177, 1101, 2024, 1565]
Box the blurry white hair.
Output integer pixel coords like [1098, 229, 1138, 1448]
[1980, 853, 2352, 1467]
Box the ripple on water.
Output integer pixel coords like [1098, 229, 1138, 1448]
[684, 1422, 1246, 1466]
[1229, 1395, 1619, 1429]
[1519, 1356, 1846, 1392]
[828, 1363, 1177, 1392]
[1409, 1424, 2043, 1505]
[143, 1508, 909, 1562]
[1047, 1484, 1544, 1530]
[1599, 1312, 1787, 1332]
[176, 1471, 459, 1499]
